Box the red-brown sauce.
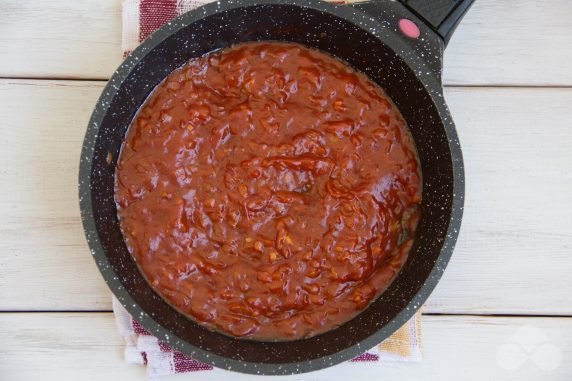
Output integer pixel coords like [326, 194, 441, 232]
[115, 42, 421, 340]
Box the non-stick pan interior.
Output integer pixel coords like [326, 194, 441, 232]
[86, 2, 455, 371]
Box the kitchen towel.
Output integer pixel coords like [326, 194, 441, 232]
[114, 297, 422, 379]
[116, 0, 423, 378]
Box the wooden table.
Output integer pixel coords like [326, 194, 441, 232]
[1, 1, 571, 379]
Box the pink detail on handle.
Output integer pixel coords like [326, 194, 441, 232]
[399, 18, 420, 39]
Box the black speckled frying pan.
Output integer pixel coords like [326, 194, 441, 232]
[79, 0, 471, 374]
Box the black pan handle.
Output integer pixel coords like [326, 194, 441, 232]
[398, 0, 475, 45]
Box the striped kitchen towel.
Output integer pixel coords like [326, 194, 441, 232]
[113, 294, 421, 379]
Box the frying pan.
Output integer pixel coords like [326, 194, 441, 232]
[79, 0, 471, 374]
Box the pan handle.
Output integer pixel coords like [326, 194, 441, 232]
[398, 0, 475, 45]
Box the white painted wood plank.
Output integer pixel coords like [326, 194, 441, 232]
[0, 313, 146, 380]
[0, 80, 112, 311]
[443, 0, 572, 86]
[1, 80, 571, 314]
[0, 0, 571, 85]
[427, 86, 572, 314]
[0, 0, 123, 80]
[1, 313, 571, 380]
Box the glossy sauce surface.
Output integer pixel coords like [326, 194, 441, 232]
[115, 42, 421, 340]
